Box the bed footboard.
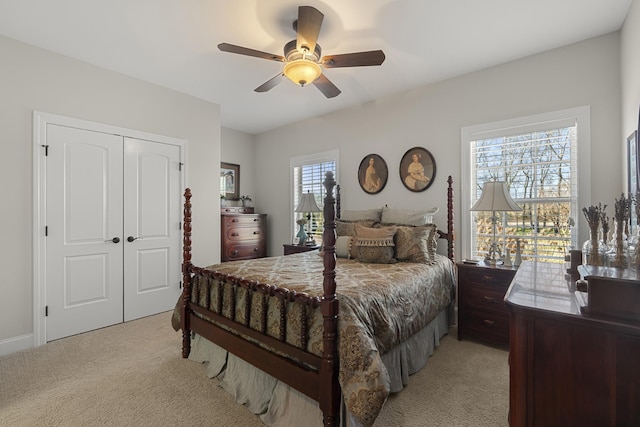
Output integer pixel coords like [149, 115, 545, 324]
[180, 172, 341, 426]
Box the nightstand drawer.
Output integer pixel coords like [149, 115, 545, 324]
[458, 267, 515, 288]
[460, 309, 510, 345]
[461, 284, 508, 314]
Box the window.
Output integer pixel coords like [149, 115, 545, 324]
[291, 150, 338, 243]
[462, 107, 591, 263]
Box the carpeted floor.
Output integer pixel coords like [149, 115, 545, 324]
[0, 311, 509, 426]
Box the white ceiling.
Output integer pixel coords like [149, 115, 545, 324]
[0, 0, 632, 134]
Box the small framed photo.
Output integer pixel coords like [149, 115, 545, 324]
[628, 130, 639, 231]
[293, 236, 300, 245]
[220, 162, 240, 200]
[399, 147, 436, 192]
[358, 154, 388, 194]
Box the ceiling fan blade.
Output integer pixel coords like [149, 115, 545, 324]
[322, 50, 386, 68]
[218, 43, 284, 62]
[254, 73, 285, 93]
[313, 74, 341, 98]
[296, 6, 324, 54]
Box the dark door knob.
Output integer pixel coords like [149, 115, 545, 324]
[127, 236, 139, 242]
[106, 237, 120, 243]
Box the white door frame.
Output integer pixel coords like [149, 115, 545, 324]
[33, 111, 187, 347]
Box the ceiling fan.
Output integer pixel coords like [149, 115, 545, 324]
[218, 5, 386, 98]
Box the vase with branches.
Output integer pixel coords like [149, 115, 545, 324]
[582, 203, 606, 266]
[606, 194, 630, 268]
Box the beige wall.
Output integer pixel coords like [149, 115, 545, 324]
[254, 33, 622, 257]
[0, 35, 221, 352]
[622, 0, 640, 190]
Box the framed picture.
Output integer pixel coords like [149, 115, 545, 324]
[628, 130, 639, 232]
[358, 154, 388, 194]
[220, 162, 240, 200]
[399, 147, 436, 192]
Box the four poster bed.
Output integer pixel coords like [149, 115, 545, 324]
[173, 173, 455, 427]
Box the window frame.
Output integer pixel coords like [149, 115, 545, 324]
[460, 106, 591, 261]
[290, 150, 339, 243]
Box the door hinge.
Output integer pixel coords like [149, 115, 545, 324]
[179, 162, 183, 171]
[45, 305, 48, 316]
[179, 281, 182, 289]
[41, 144, 49, 156]
[179, 222, 182, 230]
[45, 225, 48, 237]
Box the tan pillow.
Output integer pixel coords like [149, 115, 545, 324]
[355, 224, 397, 264]
[395, 224, 438, 264]
[336, 219, 376, 237]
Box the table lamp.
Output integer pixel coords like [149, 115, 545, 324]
[295, 192, 321, 245]
[470, 181, 522, 265]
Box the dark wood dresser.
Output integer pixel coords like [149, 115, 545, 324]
[457, 262, 516, 346]
[221, 207, 267, 262]
[505, 261, 640, 426]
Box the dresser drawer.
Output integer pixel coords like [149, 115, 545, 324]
[224, 226, 265, 242]
[221, 207, 254, 214]
[223, 215, 264, 227]
[224, 244, 266, 261]
[459, 308, 509, 346]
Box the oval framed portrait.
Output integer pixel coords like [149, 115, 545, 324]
[399, 147, 436, 192]
[358, 154, 388, 194]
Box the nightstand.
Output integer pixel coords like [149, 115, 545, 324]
[283, 244, 320, 255]
[457, 262, 516, 346]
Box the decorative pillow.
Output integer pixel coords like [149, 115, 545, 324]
[340, 208, 382, 222]
[336, 219, 376, 237]
[395, 224, 438, 264]
[380, 206, 439, 226]
[335, 235, 354, 259]
[355, 224, 397, 264]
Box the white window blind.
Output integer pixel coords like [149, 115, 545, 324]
[470, 125, 577, 263]
[462, 107, 590, 264]
[291, 151, 338, 242]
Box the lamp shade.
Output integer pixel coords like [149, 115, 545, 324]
[283, 59, 322, 86]
[295, 192, 322, 213]
[470, 181, 521, 212]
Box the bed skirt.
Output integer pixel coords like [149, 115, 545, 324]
[187, 308, 450, 427]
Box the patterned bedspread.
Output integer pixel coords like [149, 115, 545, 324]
[172, 251, 455, 426]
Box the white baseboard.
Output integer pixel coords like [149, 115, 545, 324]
[0, 333, 34, 357]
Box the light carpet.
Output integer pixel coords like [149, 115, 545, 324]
[0, 311, 509, 426]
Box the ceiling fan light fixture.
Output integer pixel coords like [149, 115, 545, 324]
[283, 59, 321, 86]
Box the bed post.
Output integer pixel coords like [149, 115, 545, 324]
[446, 176, 455, 262]
[181, 188, 193, 358]
[320, 171, 340, 427]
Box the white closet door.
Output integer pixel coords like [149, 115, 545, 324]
[123, 137, 182, 321]
[45, 124, 124, 341]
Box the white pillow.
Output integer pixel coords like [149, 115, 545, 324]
[381, 206, 439, 226]
[340, 208, 382, 222]
[335, 235, 354, 259]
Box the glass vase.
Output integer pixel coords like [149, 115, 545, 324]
[606, 220, 628, 268]
[583, 226, 602, 266]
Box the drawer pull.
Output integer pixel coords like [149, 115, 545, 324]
[483, 296, 497, 303]
[231, 219, 239, 223]
[231, 232, 239, 236]
[231, 250, 239, 255]
[253, 231, 260, 235]
[483, 319, 496, 326]
[481, 275, 496, 282]
[253, 247, 260, 252]
[253, 218, 260, 222]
